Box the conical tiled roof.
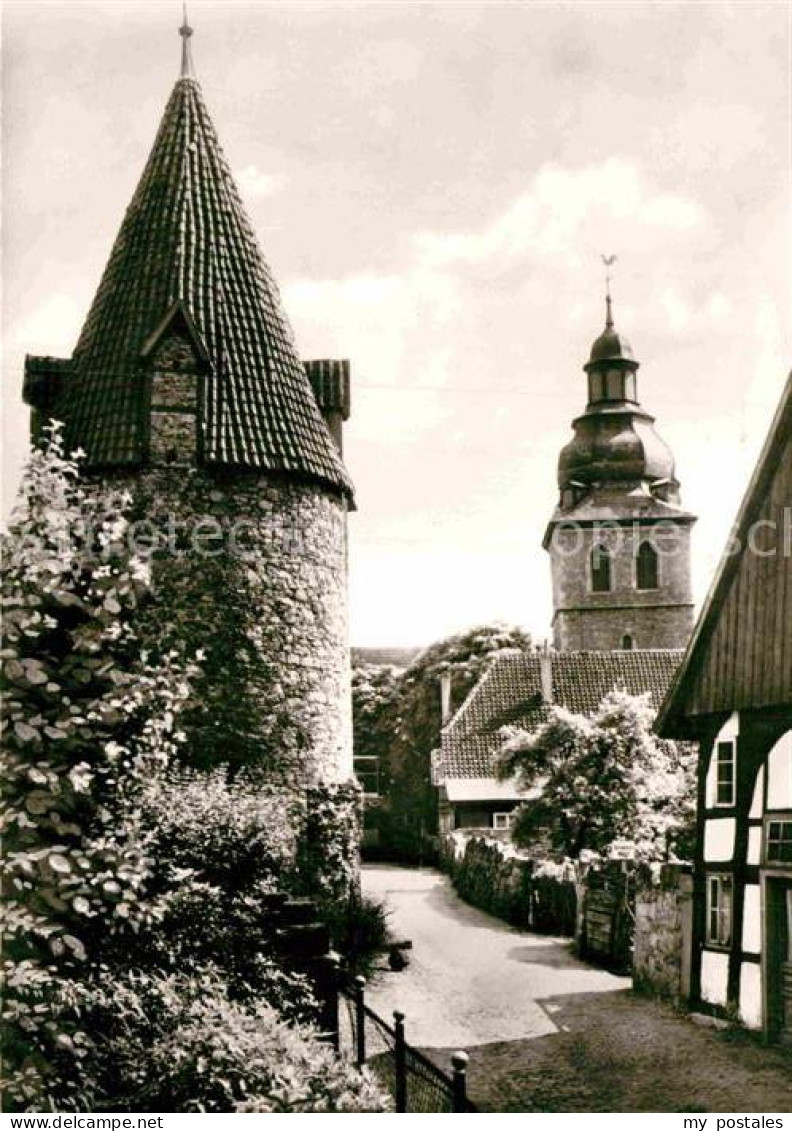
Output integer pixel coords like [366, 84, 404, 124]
[64, 76, 352, 497]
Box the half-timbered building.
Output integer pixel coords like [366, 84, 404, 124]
[657, 372, 792, 1042]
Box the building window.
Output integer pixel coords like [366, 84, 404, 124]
[714, 740, 736, 807]
[621, 634, 634, 650]
[605, 369, 624, 400]
[589, 372, 605, 402]
[354, 756, 379, 797]
[765, 817, 792, 864]
[590, 544, 612, 592]
[636, 541, 659, 590]
[492, 812, 513, 831]
[706, 873, 732, 948]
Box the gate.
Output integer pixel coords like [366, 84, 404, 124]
[339, 976, 475, 1112]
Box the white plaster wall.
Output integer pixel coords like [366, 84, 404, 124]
[700, 949, 729, 1007]
[739, 961, 762, 1029]
[741, 883, 761, 953]
[747, 825, 762, 866]
[704, 818, 735, 862]
[767, 730, 792, 809]
[706, 713, 739, 808]
[749, 766, 764, 819]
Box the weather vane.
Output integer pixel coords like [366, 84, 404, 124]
[601, 254, 617, 328]
[179, 2, 195, 79]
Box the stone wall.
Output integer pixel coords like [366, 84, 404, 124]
[633, 863, 693, 1002]
[554, 604, 694, 652]
[442, 834, 578, 936]
[112, 464, 352, 787]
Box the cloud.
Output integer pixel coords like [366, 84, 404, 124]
[280, 155, 784, 645]
[413, 158, 708, 266]
[236, 165, 286, 200]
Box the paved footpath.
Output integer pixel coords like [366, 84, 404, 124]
[362, 865, 792, 1113]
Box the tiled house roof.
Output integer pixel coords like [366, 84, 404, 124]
[438, 649, 684, 780]
[352, 647, 422, 669]
[56, 77, 352, 496]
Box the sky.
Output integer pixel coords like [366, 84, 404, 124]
[2, 0, 790, 647]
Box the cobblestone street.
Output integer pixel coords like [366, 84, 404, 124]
[363, 865, 792, 1113]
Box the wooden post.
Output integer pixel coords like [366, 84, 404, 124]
[451, 1050, 469, 1112]
[316, 951, 340, 1051]
[393, 1010, 407, 1113]
[354, 975, 366, 1067]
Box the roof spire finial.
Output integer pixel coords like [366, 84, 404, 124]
[601, 253, 617, 329]
[179, 2, 195, 79]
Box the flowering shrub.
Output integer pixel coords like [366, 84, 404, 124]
[1, 426, 200, 1107]
[498, 690, 696, 863]
[1, 428, 385, 1112]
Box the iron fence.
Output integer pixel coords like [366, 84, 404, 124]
[339, 976, 474, 1113]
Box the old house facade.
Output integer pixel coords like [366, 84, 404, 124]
[23, 22, 355, 786]
[657, 372, 792, 1042]
[544, 298, 696, 652]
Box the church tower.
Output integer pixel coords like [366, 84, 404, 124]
[23, 19, 354, 785]
[543, 283, 695, 652]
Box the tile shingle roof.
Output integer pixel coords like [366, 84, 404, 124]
[60, 77, 352, 497]
[438, 649, 683, 780]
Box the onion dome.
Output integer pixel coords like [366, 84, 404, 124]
[558, 413, 677, 487]
[556, 294, 677, 492]
[584, 294, 637, 371]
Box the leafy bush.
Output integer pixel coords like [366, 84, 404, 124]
[325, 894, 392, 977]
[1, 429, 385, 1112]
[1, 425, 200, 1107]
[498, 690, 696, 863]
[300, 781, 361, 904]
[39, 970, 387, 1113]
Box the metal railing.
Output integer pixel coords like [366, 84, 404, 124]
[339, 976, 474, 1113]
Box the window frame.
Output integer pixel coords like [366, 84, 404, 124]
[705, 872, 733, 949]
[590, 543, 612, 593]
[353, 755, 380, 798]
[713, 739, 736, 808]
[492, 811, 513, 831]
[635, 540, 659, 591]
[764, 814, 792, 866]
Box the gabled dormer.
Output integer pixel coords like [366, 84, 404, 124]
[140, 301, 210, 466]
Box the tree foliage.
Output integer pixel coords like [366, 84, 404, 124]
[1, 426, 386, 1112]
[497, 690, 696, 863]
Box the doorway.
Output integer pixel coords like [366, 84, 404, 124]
[765, 878, 792, 1044]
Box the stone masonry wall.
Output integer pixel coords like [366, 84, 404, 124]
[633, 864, 693, 1002]
[113, 465, 353, 787]
[549, 519, 694, 651]
[554, 604, 694, 652]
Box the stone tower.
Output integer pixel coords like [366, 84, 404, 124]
[22, 21, 354, 785]
[543, 293, 695, 652]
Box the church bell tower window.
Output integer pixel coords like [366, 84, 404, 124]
[636, 540, 659, 590]
[590, 544, 612, 592]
